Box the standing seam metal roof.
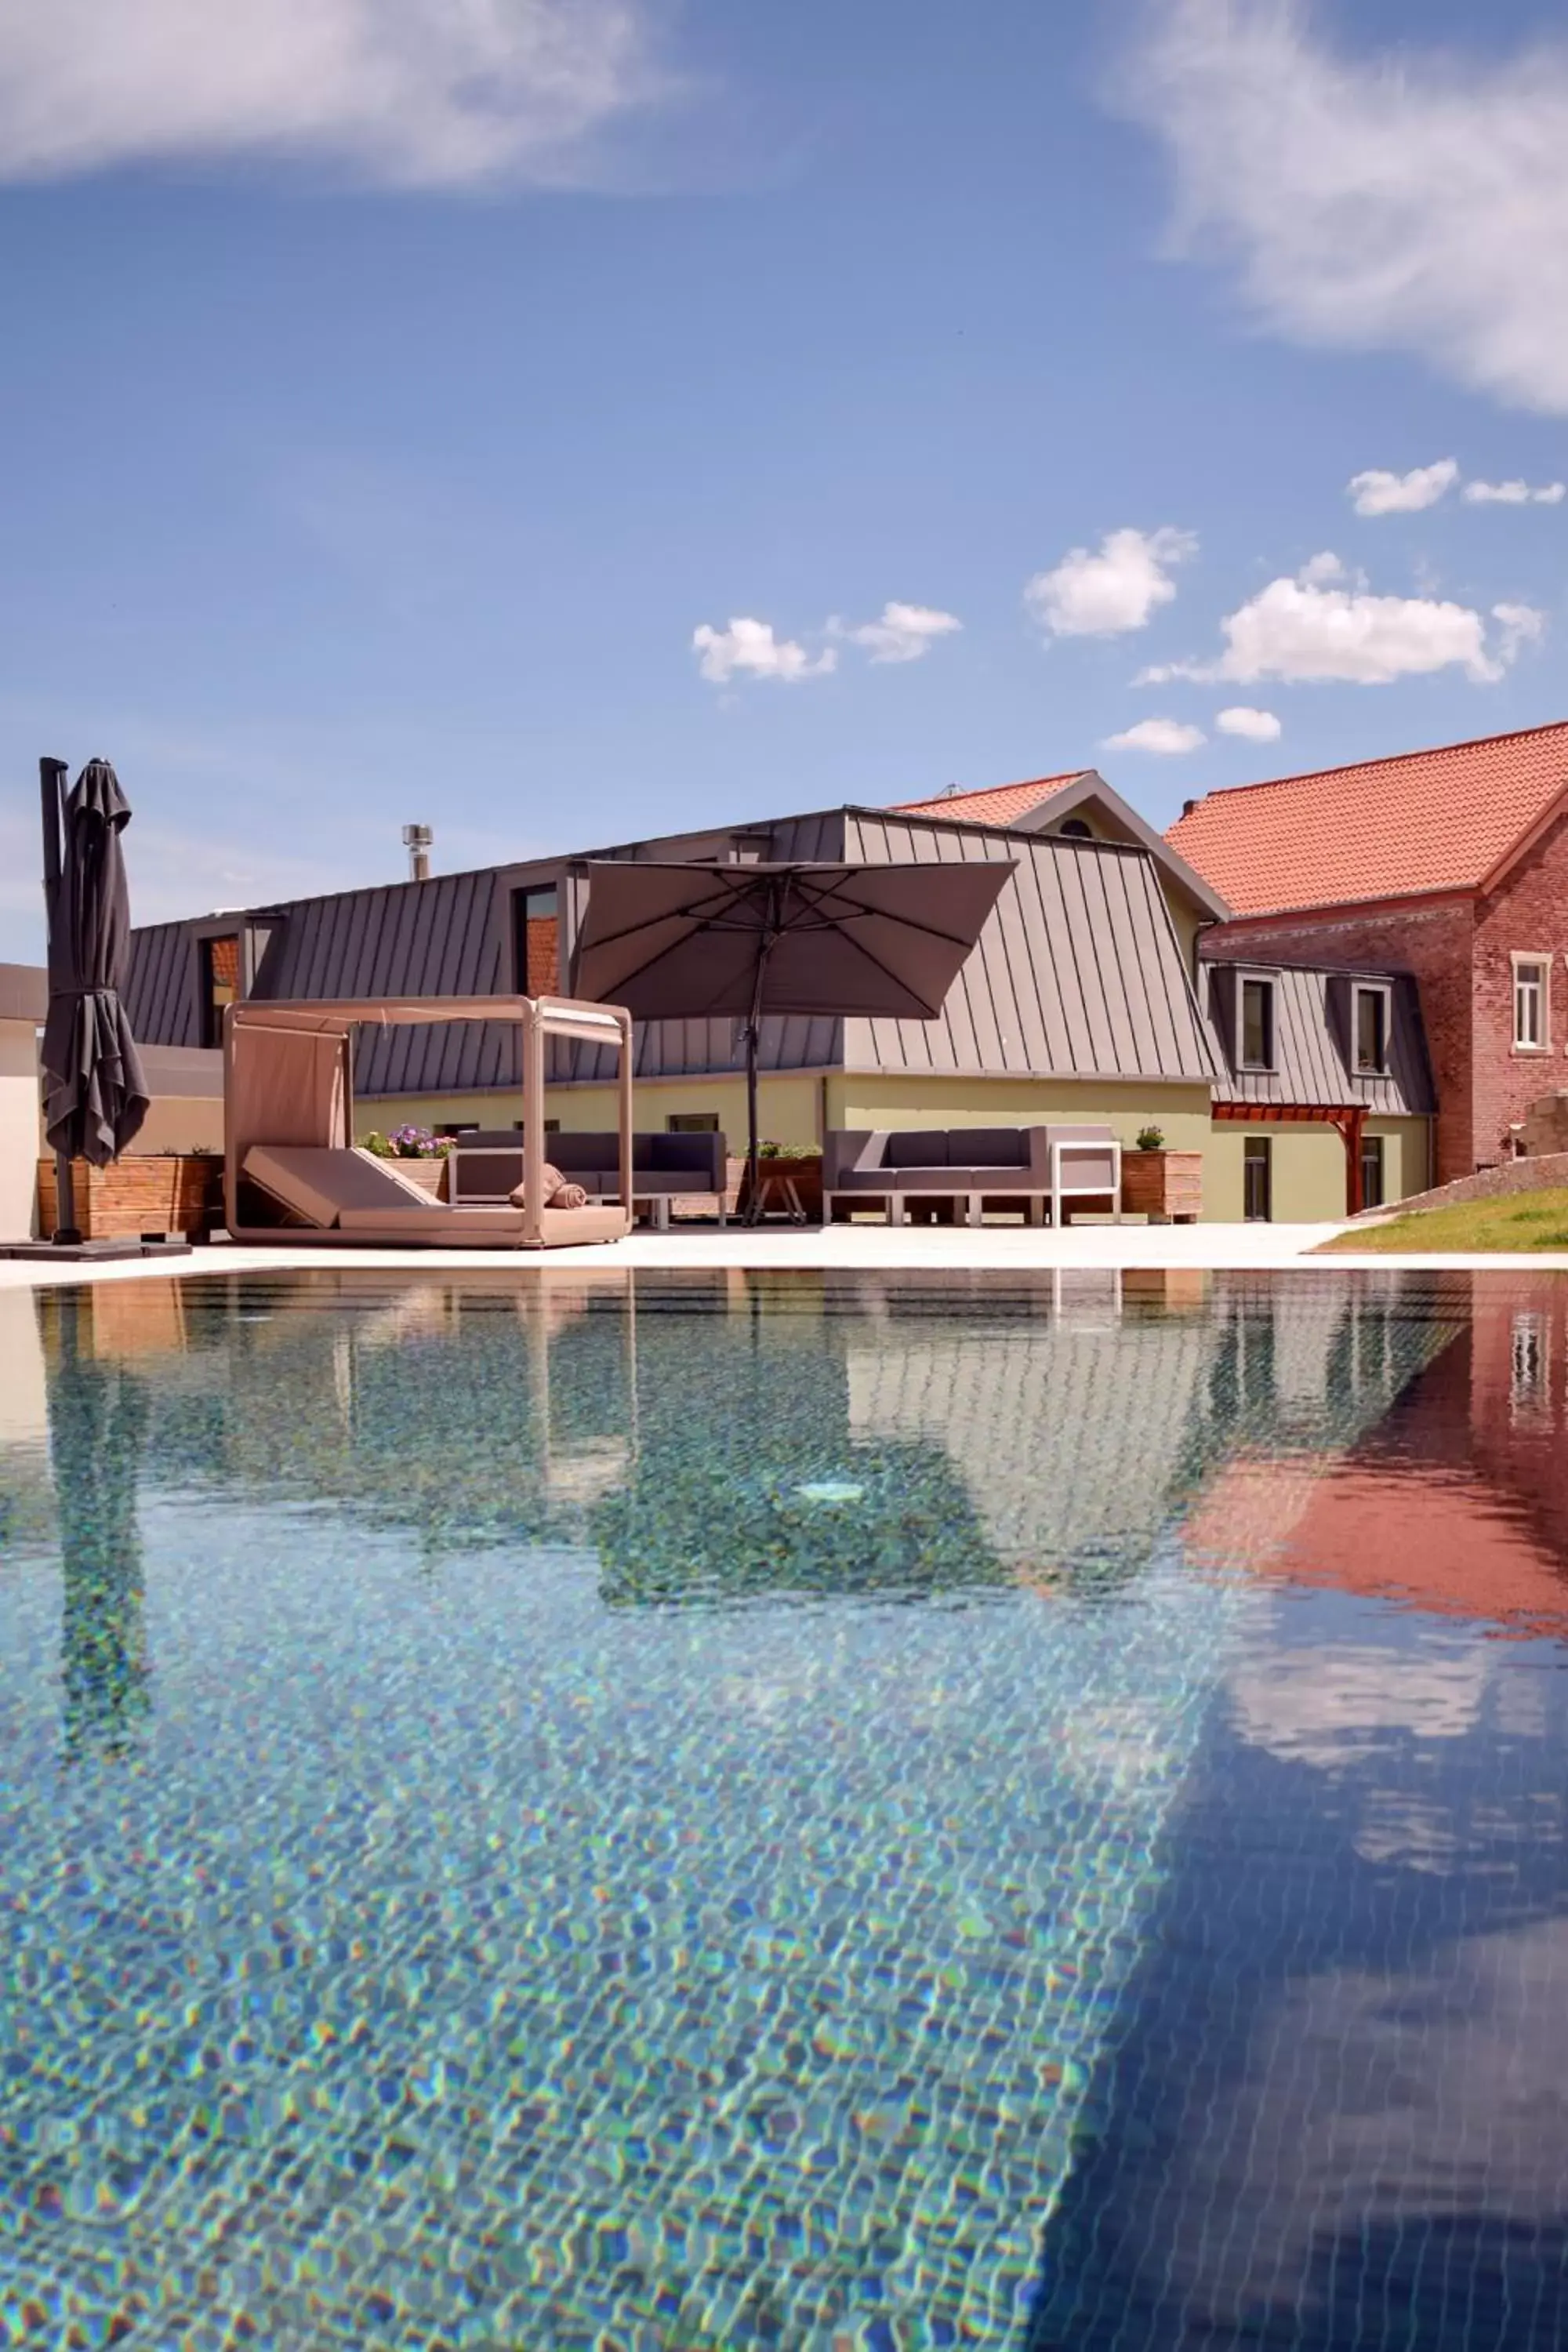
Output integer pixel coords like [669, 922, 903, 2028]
[128, 806, 1217, 1092]
[1202, 961, 1434, 1113]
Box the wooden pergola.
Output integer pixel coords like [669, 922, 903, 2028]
[1211, 1100, 1370, 1216]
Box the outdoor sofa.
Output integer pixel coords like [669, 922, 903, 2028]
[823, 1126, 1122, 1226]
[448, 1130, 730, 1227]
[224, 995, 634, 1250]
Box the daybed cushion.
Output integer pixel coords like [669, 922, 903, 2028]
[245, 1145, 437, 1229]
[334, 1203, 629, 1247]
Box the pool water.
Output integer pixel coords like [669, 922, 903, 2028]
[2, 1269, 1566, 2350]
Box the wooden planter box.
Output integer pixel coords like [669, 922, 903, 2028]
[385, 1156, 448, 1199]
[1121, 1149, 1203, 1225]
[739, 1154, 824, 1221]
[37, 1154, 220, 1240]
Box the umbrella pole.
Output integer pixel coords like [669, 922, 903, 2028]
[746, 1018, 760, 1219]
[742, 887, 781, 1226]
[39, 757, 78, 1243]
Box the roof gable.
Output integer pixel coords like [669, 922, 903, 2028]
[892, 772, 1090, 829]
[894, 769, 1230, 920]
[1167, 720, 1568, 916]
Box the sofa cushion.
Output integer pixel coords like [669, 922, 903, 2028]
[550, 1133, 614, 1175]
[956, 1127, 1029, 1168]
[947, 1165, 1036, 1189]
[646, 1134, 723, 1176]
[884, 1130, 949, 1167]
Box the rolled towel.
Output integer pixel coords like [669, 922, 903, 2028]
[510, 1163, 590, 1210]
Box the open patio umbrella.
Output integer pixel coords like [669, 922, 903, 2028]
[39, 757, 149, 1234]
[571, 858, 1013, 1210]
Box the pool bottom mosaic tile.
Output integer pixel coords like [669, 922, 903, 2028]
[3, 1512, 1241, 2349]
[2, 1267, 1564, 2350]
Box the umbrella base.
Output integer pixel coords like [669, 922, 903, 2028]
[0, 1236, 194, 1261]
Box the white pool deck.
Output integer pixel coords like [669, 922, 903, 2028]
[4, 1221, 1568, 1286]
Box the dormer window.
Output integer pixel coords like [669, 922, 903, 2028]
[513, 884, 559, 996]
[1238, 974, 1276, 1072]
[1353, 982, 1391, 1076]
[198, 934, 240, 1048]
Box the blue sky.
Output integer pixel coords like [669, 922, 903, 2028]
[1, 0, 1565, 958]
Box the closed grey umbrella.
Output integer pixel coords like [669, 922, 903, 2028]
[40, 757, 150, 1175]
[571, 858, 1013, 1207]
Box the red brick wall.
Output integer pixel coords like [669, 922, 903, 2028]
[1472, 803, 1568, 1164]
[1204, 898, 1476, 1181]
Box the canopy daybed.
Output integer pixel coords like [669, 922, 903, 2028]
[223, 995, 633, 1250]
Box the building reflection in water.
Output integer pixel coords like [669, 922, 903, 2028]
[1186, 1274, 1568, 1642]
[31, 1263, 1568, 1641]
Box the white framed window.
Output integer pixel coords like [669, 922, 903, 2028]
[1511, 1312, 1549, 1425]
[1513, 955, 1550, 1051]
[1237, 973, 1276, 1072]
[1352, 982, 1392, 1076]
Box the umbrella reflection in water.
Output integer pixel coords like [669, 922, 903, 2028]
[45, 1292, 151, 1760]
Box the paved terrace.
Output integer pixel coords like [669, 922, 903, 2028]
[5, 1223, 1568, 1287]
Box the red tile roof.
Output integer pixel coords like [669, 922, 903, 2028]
[1166, 720, 1568, 916]
[892, 772, 1088, 829]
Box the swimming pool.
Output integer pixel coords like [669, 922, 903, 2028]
[2, 1269, 1565, 2349]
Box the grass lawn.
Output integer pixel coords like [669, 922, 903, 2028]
[1318, 1186, 1568, 1253]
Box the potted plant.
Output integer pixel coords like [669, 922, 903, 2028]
[1120, 1128, 1203, 1223]
[362, 1126, 452, 1199]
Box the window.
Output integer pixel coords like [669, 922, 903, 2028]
[1511, 1312, 1548, 1424]
[1359, 1132, 1385, 1211]
[1243, 1135, 1272, 1221]
[1353, 985, 1390, 1075]
[514, 885, 559, 997]
[1513, 956, 1548, 1051]
[667, 1112, 720, 1133]
[198, 935, 239, 1048]
[1239, 976, 1276, 1072]
[1058, 817, 1094, 840]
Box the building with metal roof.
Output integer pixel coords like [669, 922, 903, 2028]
[124, 778, 1438, 1222]
[127, 797, 1226, 1170]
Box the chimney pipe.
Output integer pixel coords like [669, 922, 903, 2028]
[402, 823, 433, 884]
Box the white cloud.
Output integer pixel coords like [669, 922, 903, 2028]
[1347, 459, 1458, 517]
[1298, 550, 1346, 586]
[1141, 555, 1542, 687]
[1025, 526, 1196, 638]
[1493, 602, 1547, 663]
[1464, 477, 1566, 505]
[1216, 705, 1282, 742]
[1120, 0, 1568, 413]
[840, 601, 963, 665]
[1102, 717, 1207, 755]
[1230, 1642, 1490, 1772]
[691, 618, 836, 687]
[0, 0, 663, 188]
